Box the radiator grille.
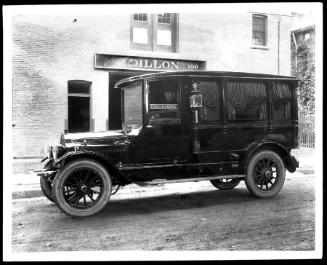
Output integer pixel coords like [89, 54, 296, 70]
[94, 147, 128, 164]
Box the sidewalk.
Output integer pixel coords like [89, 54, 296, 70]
[11, 147, 317, 200]
[11, 173, 42, 199]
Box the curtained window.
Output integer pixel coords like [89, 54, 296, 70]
[226, 81, 267, 120]
[272, 83, 291, 120]
[198, 81, 220, 121]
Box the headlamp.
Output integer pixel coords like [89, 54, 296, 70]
[52, 144, 64, 161]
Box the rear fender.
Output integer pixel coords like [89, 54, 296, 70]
[243, 141, 298, 173]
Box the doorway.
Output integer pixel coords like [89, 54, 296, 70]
[67, 80, 91, 133]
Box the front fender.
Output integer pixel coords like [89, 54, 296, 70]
[53, 150, 132, 185]
[53, 150, 90, 166]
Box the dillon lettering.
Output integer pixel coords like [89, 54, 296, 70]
[128, 59, 138, 67]
[161, 61, 170, 69]
[127, 58, 181, 70]
[171, 61, 179, 69]
[144, 59, 153, 68]
[153, 60, 162, 69]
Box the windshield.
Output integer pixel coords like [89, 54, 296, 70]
[122, 81, 143, 135]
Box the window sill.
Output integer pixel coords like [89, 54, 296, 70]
[129, 48, 178, 56]
[251, 45, 269, 50]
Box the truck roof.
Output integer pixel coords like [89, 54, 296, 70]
[114, 70, 298, 88]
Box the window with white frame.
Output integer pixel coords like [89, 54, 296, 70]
[252, 15, 267, 46]
[131, 13, 178, 52]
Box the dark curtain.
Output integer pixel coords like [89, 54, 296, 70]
[226, 82, 267, 120]
[272, 83, 291, 120]
[199, 81, 220, 121]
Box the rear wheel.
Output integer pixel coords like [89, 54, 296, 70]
[40, 177, 54, 202]
[52, 159, 112, 217]
[245, 150, 285, 198]
[210, 178, 241, 190]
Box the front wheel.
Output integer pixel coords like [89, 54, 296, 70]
[245, 150, 285, 198]
[210, 178, 241, 190]
[52, 159, 112, 217]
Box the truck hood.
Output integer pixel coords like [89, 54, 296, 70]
[61, 130, 129, 148]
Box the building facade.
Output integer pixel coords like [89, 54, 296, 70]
[11, 11, 293, 168]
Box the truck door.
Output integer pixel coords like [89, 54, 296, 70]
[135, 78, 191, 163]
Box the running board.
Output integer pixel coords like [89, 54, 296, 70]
[135, 175, 245, 186]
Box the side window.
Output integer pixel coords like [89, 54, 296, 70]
[148, 79, 180, 126]
[272, 83, 291, 120]
[198, 80, 220, 121]
[122, 81, 143, 129]
[226, 81, 267, 120]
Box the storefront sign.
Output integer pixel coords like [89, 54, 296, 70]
[95, 54, 205, 71]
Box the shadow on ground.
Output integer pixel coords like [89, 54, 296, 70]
[50, 187, 287, 222]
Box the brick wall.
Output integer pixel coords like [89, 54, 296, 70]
[12, 15, 131, 157]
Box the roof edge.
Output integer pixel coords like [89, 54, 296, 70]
[115, 70, 298, 88]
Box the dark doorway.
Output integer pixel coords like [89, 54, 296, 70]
[108, 70, 151, 130]
[68, 80, 91, 133]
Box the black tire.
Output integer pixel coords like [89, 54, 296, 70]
[245, 150, 285, 198]
[210, 178, 241, 190]
[52, 159, 112, 217]
[40, 176, 55, 202]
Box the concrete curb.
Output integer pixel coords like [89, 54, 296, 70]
[12, 189, 44, 200]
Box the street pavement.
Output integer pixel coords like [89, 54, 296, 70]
[8, 147, 319, 254]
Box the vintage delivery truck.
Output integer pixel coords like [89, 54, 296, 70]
[35, 71, 299, 217]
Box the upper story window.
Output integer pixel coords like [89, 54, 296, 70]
[158, 13, 171, 24]
[134, 13, 148, 22]
[131, 13, 178, 53]
[252, 15, 267, 46]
